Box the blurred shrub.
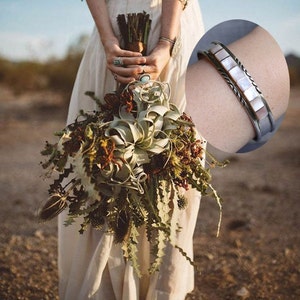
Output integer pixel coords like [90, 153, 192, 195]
[43, 34, 89, 95]
[286, 54, 300, 86]
[0, 34, 88, 98]
[43, 53, 82, 95]
[0, 58, 47, 94]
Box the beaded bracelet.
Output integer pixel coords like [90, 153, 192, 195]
[200, 42, 275, 141]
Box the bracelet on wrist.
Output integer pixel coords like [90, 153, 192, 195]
[159, 36, 178, 57]
[199, 42, 275, 141]
[159, 36, 176, 46]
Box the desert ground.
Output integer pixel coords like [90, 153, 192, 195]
[0, 86, 299, 300]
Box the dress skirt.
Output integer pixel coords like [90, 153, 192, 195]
[58, 1, 205, 299]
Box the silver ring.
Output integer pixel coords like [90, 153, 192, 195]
[113, 57, 123, 66]
[139, 73, 151, 83]
[113, 73, 118, 80]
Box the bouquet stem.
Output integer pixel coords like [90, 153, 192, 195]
[117, 11, 152, 55]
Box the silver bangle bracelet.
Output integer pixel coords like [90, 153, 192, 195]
[201, 42, 275, 141]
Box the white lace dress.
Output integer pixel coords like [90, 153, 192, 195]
[58, 1, 205, 299]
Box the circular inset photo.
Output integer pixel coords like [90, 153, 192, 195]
[185, 19, 290, 153]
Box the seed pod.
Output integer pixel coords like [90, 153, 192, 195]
[39, 193, 67, 221]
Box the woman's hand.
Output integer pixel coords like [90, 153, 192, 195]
[143, 42, 171, 80]
[86, 0, 146, 84]
[103, 38, 147, 84]
[105, 39, 171, 84]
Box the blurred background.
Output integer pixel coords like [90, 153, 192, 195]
[0, 0, 299, 97]
[0, 1, 299, 299]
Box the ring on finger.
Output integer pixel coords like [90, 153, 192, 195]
[139, 73, 151, 83]
[113, 57, 123, 66]
[113, 73, 118, 80]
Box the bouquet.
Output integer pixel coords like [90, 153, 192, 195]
[39, 80, 225, 275]
[39, 12, 226, 275]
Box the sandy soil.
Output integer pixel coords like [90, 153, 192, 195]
[0, 86, 299, 300]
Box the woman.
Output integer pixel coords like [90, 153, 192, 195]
[59, 1, 204, 299]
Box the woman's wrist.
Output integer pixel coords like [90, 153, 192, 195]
[157, 37, 175, 57]
[185, 27, 289, 153]
[101, 36, 119, 51]
[153, 41, 172, 57]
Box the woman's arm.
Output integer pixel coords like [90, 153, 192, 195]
[144, 0, 183, 79]
[185, 26, 290, 153]
[160, 0, 182, 41]
[86, 0, 146, 83]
